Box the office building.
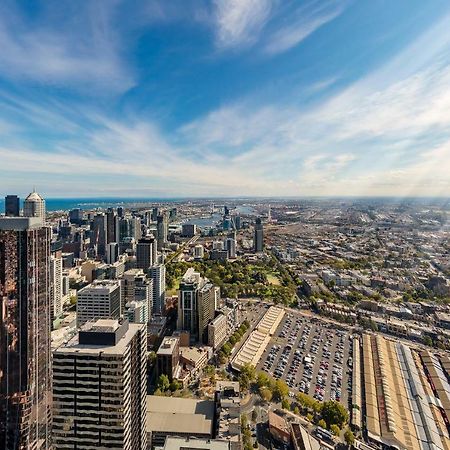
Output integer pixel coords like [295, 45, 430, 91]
[156, 336, 180, 380]
[194, 244, 204, 260]
[137, 235, 155, 269]
[4, 194, 20, 216]
[50, 253, 64, 322]
[68, 208, 83, 224]
[254, 217, 264, 253]
[157, 213, 168, 251]
[182, 223, 197, 237]
[198, 282, 216, 344]
[53, 319, 147, 450]
[0, 217, 52, 448]
[225, 237, 236, 258]
[122, 269, 153, 320]
[76, 279, 121, 327]
[178, 268, 216, 343]
[149, 264, 166, 314]
[23, 189, 46, 224]
[92, 213, 107, 257]
[208, 313, 227, 350]
[106, 242, 119, 264]
[152, 207, 159, 222]
[106, 207, 119, 244]
[125, 300, 149, 325]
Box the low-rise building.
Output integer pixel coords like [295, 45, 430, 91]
[146, 396, 214, 448]
[268, 411, 291, 445]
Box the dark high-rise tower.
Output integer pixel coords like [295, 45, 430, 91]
[4, 195, 20, 217]
[0, 217, 52, 449]
[106, 207, 119, 244]
[92, 213, 107, 257]
[254, 217, 264, 253]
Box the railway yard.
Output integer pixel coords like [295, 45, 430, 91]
[234, 307, 450, 450]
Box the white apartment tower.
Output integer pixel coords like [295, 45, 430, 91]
[76, 280, 121, 327]
[148, 264, 166, 315]
[52, 319, 147, 450]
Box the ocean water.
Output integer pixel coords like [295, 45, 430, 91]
[0, 197, 184, 212]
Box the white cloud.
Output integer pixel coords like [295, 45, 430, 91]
[264, 1, 345, 55]
[0, 2, 133, 91]
[213, 0, 273, 49]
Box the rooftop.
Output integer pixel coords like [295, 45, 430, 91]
[146, 395, 214, 436]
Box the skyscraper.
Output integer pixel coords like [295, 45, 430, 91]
[92, 213, 107, 257]
[148, 264, 166, 315]
[23, 189, 46, 224]
[156, 213, 167, 251]
[106, 207, 119, 244]
[177, 268, 215, 343]
[254, 217, 264, 253]
[136, 235, 155, 270]
[53, 319, 147, 450]
[106, 242, 119, 264]
[4, 195, 20, 217]
[0, 217, 52, 448]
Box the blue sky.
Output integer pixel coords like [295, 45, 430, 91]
[1, 0, 450, 198]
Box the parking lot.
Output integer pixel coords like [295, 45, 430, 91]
[257, 311, 353, 410]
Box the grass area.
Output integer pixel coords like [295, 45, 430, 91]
[166, 278, 180, 296]
[267, 273, 281, 285]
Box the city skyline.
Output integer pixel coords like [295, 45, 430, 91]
[1, 1, 450, 197]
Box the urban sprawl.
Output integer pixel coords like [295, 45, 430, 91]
[1, 192, 449, 450]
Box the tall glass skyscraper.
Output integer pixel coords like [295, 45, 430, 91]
[0, 217, 52, 449]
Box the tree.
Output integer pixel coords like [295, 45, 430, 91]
[156, 374, 170, 392]
[204, 365, 215, 376]
[317, 419, 327, 429]
[281, 398, 290, 410]
[259, 387, 272, 403]
[169, 380, 182, 392]
[330, 424, 340, 436]
[344, 428, 355, 447]
[256, 371, 270, 388]
[273, 379, 289, 401]
[321, 401, 348, 428]
[293, 406, 300, 415]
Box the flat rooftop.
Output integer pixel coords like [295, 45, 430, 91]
[146, 395, 214, 436]
[54, 322, 143, 356]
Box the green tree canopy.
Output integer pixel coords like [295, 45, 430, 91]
[321, 401, 348, 428]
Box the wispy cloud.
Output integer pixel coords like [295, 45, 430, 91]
[213, 0, 273, 49]
[211, 0, 347, 54]
[264, 1, 347, 55]
[0, 2, 133, 91]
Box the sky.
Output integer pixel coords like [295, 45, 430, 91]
[1, 0, 450, 198]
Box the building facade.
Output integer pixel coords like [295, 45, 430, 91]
[149, 264, 166, 315]
[53, 320, 147, 450]
[0, 217, 52, 449]
[254, 217, 263, 253]
[76, 279, 122, 327]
